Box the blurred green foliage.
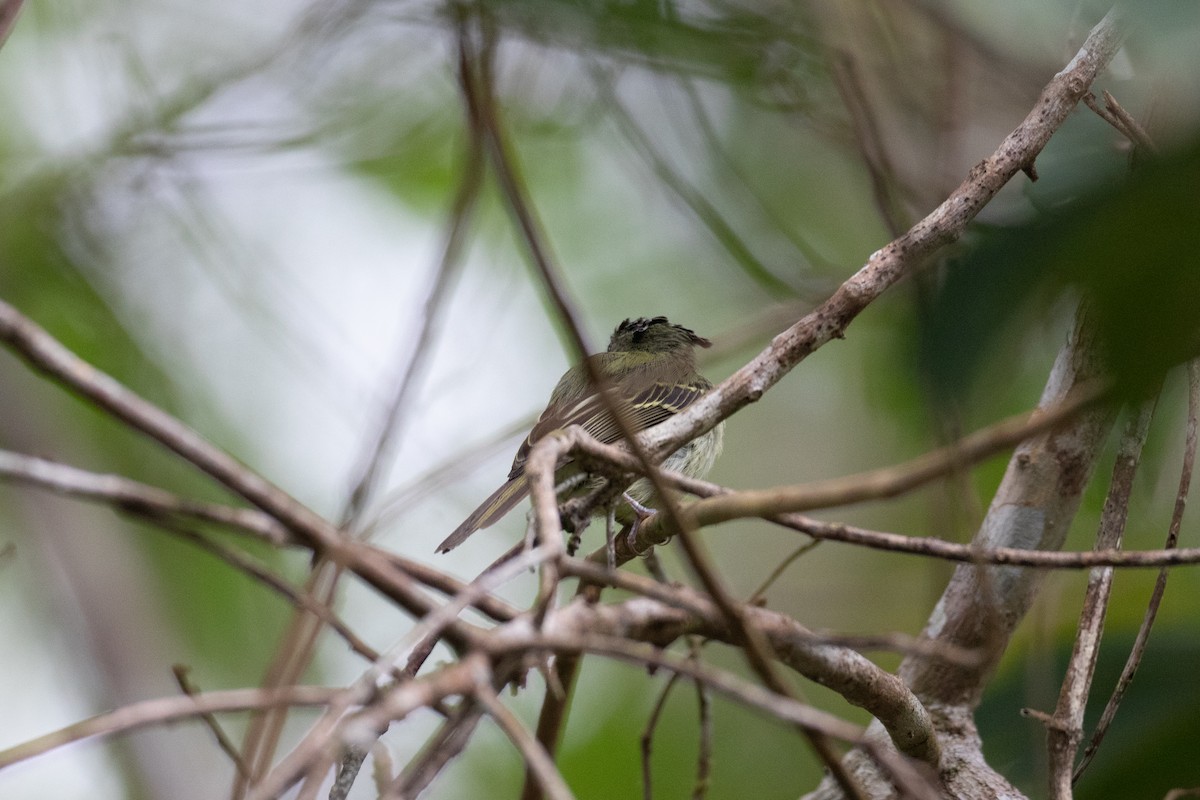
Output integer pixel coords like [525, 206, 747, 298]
[918, 135, 1200, 403]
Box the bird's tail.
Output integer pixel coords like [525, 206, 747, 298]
[436, 475, 530, 553]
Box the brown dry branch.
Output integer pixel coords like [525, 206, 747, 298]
[0, 6, 1142, 800]
[240, 25, 493, 796]
[1084, 90, 1158, 155]
[510, 593, 938, 767]
[385, 701, 484, 798]
[556, 417, 1200, 569]
[497, 630, 942, 800]
[641, 669, 685, 800]
[294, 586, 943, 800]
[336, 0, 491, 535]
[158, 520, 380, 663]
[247, 656, 487, 800]
[0, 449, 291, 545]
[254, 542, 558, 799]
[0, 298, 456, 627]
[774, 516, 1200, 569]
[463, 14, 839, 790]
[560, 557, 979, 668]
[472, 683, 576, 800]
[803, 268, 1119, 797]
[640, 639, 713, 800]
[0, 0, 24, 48]
[336, 90, 486, 530]
[172, 666, 255, 780]
[0, 686, 341, 770]
[1075, 361, 1200, 782]
[692, 663, 713, 800]
[650, 380, 1105, 535]
[458, 9, 856, 790]
[521, 428, 869, 796]
[635, 9, 1127, 469]
[1046, 396, 1158, 799]
[708, 588, 940, 759]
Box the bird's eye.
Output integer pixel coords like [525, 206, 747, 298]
[632, 330, 645, 343]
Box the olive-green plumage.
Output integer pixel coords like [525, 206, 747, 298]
[436, 316, 723, 553]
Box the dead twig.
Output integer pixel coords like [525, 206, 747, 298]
[1046, 396, 1157, 798]
[1074, 361, 1200, 783]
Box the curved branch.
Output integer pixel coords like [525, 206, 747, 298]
[636, 9, 1127, 461]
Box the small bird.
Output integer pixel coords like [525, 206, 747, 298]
[436, 316, 723, 553]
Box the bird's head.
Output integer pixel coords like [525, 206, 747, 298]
[607, 316, 712, 354]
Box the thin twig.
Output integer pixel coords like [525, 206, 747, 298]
[561, 557, 978, 666]
[255, 538, 560, 799]
[792, 511, 1200, 569]
[0, 0, 26, 50]
[248, 657, 484, 800]
[1075, 361, 1200, 782]
[475, 683, 577, 800]
[641, 671, 685, 800]
[239, 565, 345, 797]
[0, 289, 332, 559]
[636, 8, 1128, 468]
[594, 66, 800, 298]
[462, 9, 568, 623]
[1099, 91, 1156, 154]
[172, 665, 254, 779]
[0, 299, 452, 632]
[505, 629, 941, 800]
[256, 40, 492, 800]
[1084, 90, 1157, 156]
[385, 701, 484, 799]
[0, 686, 341, 769]
[462, 17, 802, 798]
[338, 47, 488, 529]
[749, 540, 822, 603]
[156, 521, 380, 662]
[662, 381, 1106, 531]
[1046, 396, 1158, 799]
[692, 660, 713, 800]
[831, 52, 910, 239]
[0, 449, 290, 545]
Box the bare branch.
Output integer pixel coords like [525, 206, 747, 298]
[692, 665, 713, 800]
[338, 29, 489, 529]
[474, 682, 576, 800]
[385, 702, 484, 799]
[0, 449, 290, 545]
[0, 298, 339, 550]
[657, 381, 1105, 533]
[172, 665, 254, 780]
[0, 685, 340, 770]
[641, 669, 684, 800]
[637, 8, 1128, 463]
[158, 521, 380, 662]
[0, 0, 26, 50]
[1083, 90, 1158, 156]
[1047, 396, 1158, 799]
[1075, 361, 1200, 782]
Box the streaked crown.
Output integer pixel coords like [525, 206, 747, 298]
[608, 316, 712, 353]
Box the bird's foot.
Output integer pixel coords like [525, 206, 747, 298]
[622, 492, 656, 553]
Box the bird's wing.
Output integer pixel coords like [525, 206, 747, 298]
[507, 376, 712, 478]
